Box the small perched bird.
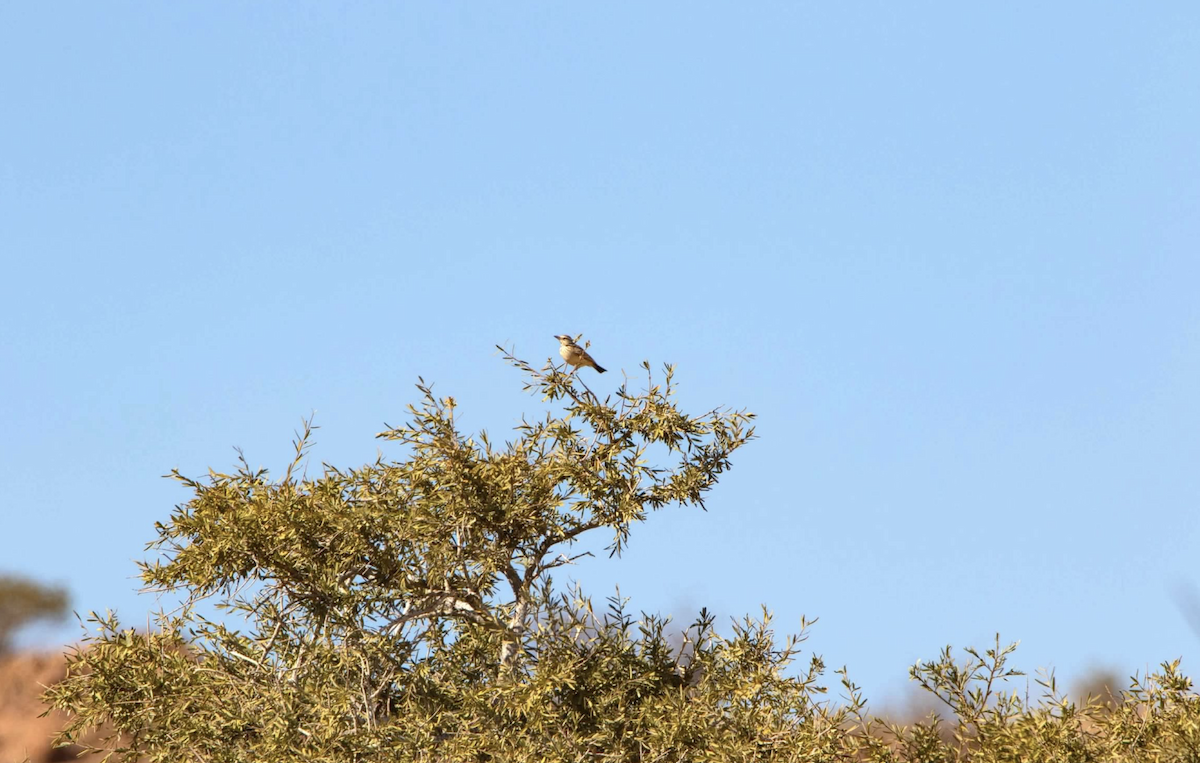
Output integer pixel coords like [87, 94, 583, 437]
[554, 335, 606, 373]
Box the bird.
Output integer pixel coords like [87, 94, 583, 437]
[554, 335, 606, 373]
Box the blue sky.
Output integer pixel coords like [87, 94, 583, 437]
[2, 3, 1198, 703]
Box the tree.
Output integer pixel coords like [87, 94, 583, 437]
[48, 352, 855, 762]
[0, 574, 68, 654]
[42, 351, 1200, 762]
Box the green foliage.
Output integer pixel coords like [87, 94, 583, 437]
[43, 353, 1200, 761]
[0, 573, 68, 654]
[875, 641, 1200, 762]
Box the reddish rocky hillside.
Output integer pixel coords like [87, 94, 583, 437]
[0, 651, 86, 763]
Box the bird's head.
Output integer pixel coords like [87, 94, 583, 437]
[553, 335, 574, 345]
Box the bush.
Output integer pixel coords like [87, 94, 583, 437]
[44, 353, 1200, 761]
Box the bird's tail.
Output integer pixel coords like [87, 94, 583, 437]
[594, 363, 607, 374]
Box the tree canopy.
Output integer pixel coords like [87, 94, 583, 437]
[0, 574, 68, 654]
[45, 352, 1200, 762]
